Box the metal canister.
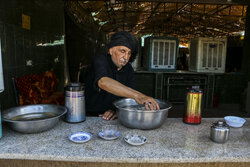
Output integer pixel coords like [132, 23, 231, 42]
[64, 82, 85, 123]
[210, 121, 230, 143]
[183, 88, 202, 124]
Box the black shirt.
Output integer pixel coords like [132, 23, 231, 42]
[85, 53, 135, 116]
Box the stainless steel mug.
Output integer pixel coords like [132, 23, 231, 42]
[210, 121, 230, 143]
[64, 82, 86, 123]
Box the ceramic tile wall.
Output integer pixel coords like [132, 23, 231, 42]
[0, 0, 65, 110]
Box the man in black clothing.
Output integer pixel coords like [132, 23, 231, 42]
[85, 31, 159, 120]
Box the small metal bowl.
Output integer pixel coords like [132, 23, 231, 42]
[2, 104, 67, 133]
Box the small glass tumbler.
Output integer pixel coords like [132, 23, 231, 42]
[102, 125, 117, 138]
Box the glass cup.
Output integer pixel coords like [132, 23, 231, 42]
[102, 125, 117, 138]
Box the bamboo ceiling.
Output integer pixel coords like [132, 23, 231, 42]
[65, 0, 249, 44]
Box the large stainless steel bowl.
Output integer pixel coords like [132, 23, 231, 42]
[2, 104, 67, 133]
[113, 98, 172, 130]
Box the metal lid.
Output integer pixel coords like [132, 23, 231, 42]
[211, 121, 230, 130]
[65, 82, 84, 91]
[187, 87, 203, 93]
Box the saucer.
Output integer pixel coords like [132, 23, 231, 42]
[124, 134, 147, 146]
[98, 130, 120, 140]
[69, 132, 92, 143]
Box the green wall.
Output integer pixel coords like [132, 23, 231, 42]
[134, 73, 156, 97]
[134, 72, 247, 106]
[214, 73, 247, 104]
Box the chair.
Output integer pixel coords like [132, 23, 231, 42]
[12, 70, 64, 106]
[12, 77, 20, 106]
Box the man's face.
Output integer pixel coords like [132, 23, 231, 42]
[109, 46, 131, 70]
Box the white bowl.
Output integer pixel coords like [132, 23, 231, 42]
[224, 116, 246, 128]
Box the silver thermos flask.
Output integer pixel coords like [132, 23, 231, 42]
[64, 82, 86, 123]
[0, 105, 2, 139]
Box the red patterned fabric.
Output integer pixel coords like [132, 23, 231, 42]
[14, 74, 41, 99]
[14, 70, 64, 105]
[41, 92, 64, 105]
[41, 70, 59, 96]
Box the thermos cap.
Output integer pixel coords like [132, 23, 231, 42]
[65, 82, 84, 91]
[187, 87, 203, 93]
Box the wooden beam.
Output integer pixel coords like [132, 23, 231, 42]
[93, 0, 249, 5]
[123, 2, 127, 30]
[146, 2, 162, 21]
[103, 1, 118, 31]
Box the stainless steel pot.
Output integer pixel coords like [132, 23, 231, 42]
[210, 121, 230, 143]
[2, 104, 67, 133]
[113, 98, 172, 130]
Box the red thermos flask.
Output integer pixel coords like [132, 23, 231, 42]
[183, 88, 203, 124]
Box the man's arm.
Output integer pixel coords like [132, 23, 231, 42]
[98, 77, 160, 110]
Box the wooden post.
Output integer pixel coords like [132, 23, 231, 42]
[242, 6, 250, 80]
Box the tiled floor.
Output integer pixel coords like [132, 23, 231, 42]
[168, 104, 250, 118]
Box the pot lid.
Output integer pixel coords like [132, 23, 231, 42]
[211, 121, 230, 130]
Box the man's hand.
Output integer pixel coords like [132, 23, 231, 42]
[135, 94, 160, 110]
[99, 110, 117, 120]
[98, 77, 160, 111]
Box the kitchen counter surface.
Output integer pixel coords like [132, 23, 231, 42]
[0, 117, 249, 163]
[134, 70, 243, 75]
[135, 70, 214, 74]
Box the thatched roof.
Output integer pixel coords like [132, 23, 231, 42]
[65, 0, 248, 45]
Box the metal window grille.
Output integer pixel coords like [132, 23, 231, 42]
[151, 39, 176, 69]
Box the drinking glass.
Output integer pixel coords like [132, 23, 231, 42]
[102, 125, 117, 138]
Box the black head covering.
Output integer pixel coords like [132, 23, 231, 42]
[108, 31, 138, 62]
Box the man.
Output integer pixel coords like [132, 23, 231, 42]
[85, 31, 159, 120]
